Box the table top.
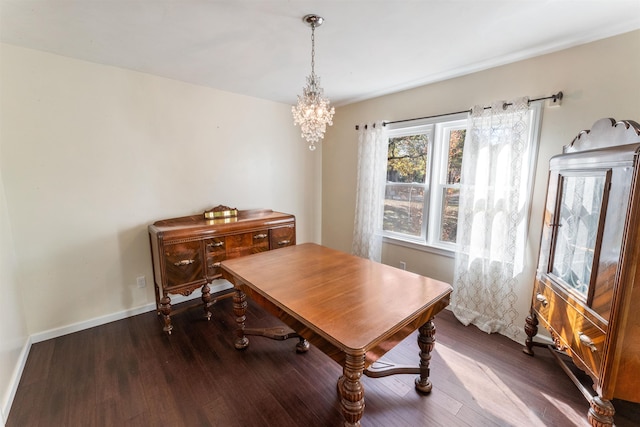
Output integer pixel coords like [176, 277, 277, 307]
[221, 243, 452, 354]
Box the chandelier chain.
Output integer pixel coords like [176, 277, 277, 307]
[310, 22, 316, 77]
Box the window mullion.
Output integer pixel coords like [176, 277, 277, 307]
[428, 124, 445, 246]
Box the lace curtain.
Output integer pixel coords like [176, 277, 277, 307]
[352, 122, 387, 262]
[452, 98, 535, 342]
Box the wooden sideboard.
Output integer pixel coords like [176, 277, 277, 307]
[523, 119, 640, 426]
[148, 207, 295, 334]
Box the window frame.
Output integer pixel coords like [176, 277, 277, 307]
[383, 113, 468, 255]
[382, 123, 434, 244]
[382, 103, 543, 257]
[429, 118, 468, 252]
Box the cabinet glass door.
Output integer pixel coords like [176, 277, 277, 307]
[550, 171, 610, 300]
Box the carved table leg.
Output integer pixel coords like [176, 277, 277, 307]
[523, 309, 539, 356]
[160, 295, 173, 334]
[233, 288, 249, 350]
[201, 282, 212, 320]
[588, 396, 615, 427]
[415, 319, 435, 393]
[338, 353, 366, 427]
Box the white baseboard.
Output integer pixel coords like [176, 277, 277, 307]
[30, 302, 158, 344]
[29, 279, 234, 343]
[3, 302, 161, 422]
[2, 336, 31, 424]
[4, 280, 235, 422]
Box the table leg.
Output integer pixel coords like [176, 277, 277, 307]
[201, 283, 212, 321]
[415, 318, 435, 393]
[233, 288, 249, 350]
[338, 353, 365, 427]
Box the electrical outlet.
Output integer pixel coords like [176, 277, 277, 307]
[136, 276, 146, 288]
[399, 261, 406, 270]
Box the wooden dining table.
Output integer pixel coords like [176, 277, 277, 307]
[220, 243, 452, 427]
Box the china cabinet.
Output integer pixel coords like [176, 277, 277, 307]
[524, 118, 640, 426]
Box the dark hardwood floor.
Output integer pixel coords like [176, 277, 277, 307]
[7, 297, 640, 426]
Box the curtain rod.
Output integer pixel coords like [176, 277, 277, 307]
[355, 91, 563, 130]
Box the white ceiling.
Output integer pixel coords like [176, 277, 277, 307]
[2, 1, 640, 107]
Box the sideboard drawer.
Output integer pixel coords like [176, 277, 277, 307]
[164, 241, 204, 288]
[270, 226, 295, 249]
[204, 237, 225, 254]
[226, 230, 269, 259]
[206, 252, 225, 279]
[225, 232, 253, 258]
[251, 230, 270, 252]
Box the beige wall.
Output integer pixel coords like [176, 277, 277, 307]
[0, 159, 27, 423]
[0, 43, 322, 414]
[322, 30, 640, 330]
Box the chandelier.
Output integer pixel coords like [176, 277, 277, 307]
[292, 14, 335, 151]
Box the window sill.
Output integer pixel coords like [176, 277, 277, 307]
[382, 236, 455, 259]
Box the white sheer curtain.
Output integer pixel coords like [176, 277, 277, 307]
[352, 122, 387, 262]
[452, 97, 536, 342]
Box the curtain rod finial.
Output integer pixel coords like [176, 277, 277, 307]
[548, 91, 563, 108]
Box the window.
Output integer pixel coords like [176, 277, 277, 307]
[383, 114, 467, 253]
